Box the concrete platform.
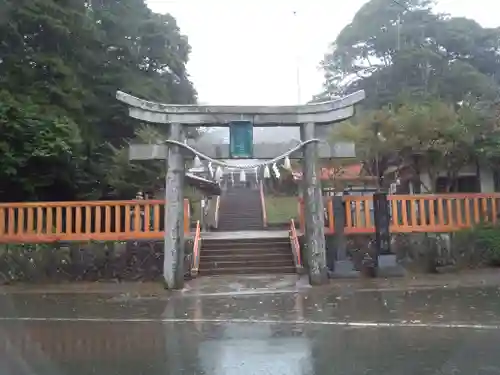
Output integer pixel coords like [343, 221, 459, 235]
[329, 255, 406, 279]
[182, 274, 310, 297]
[200, 230, 290, 240]
[329, 260, 361, 279]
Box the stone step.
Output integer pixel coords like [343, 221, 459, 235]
[220, 209, 260, 212]
[220, 198, 261, 202]
[218, 215, 263, 220]
[199, 232, 295, 275]
[218, 218, 262, 222]
[218, 219, 262, 223]
[220, 197, 261, 200]
[217, 226, 264, 231]
[200, 259, 294, 269]
[220, 200, 261, 202]
[219, 210, 261, 213]
[219, 210, 262, 213]
[217, 222, 260, 227]
[217, 222, 262, 226]
[200, 253, 292, 262]
[202, 241, 290, 249]
[202, 239, 290, 248]
[217, 225, 263, 231]
[218, 217, 261, 220]
[220, 203, 260, 206]
[217, 187, 264, 232]
[199, 265, 296, 276]
[201, 249, 291, 258]
[221, 192, 261, 196]
[219, 213, 261, 216]
[220, 204, 261, 207]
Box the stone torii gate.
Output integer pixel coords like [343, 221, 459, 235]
[117, 90, 365, 289]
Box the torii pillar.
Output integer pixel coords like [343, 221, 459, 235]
[117, 90, 365, 288]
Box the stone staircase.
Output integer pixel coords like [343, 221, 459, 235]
[199, 237, 296, 275]
[217, 186, 263, 231]
[201, 186, 295, 276]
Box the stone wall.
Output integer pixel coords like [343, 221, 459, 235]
[323, 231, 499, 273]
[0, 240, 193, 284]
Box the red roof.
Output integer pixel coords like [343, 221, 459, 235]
[292, 164, 363, 181]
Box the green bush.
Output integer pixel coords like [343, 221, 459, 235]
[0, 242, 68, 283]
[470, 224, 500, 265]
[453, 223, 500, 267]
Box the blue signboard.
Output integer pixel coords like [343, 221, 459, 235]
[229, 121, 253, 158]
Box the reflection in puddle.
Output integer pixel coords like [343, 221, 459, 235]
[199, 337, 312, 375]
[0, 321, 314, 375]
[4, 285, 500, 374]
[2, 319, 500, 374]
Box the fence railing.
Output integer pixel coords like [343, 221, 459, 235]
[214, 195, 220, 229]
[3, 193, 498, 243]
[298, 193, 500, 234]
[297, 197, 333, 233]
[191, 220, 201, 276]
[289, 219, 302, 270]
[259, 181, 268, 228]
[0, 199, 191, 243]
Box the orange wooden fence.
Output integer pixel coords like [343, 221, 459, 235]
[2, 193, 498, 243]
[298, 193, 500, 234]
[0, 199, 190, 243]
[297, 197, 334, 233]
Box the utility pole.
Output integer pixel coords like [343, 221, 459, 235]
[374, 121, 381, 192]
[396, 14, 401, 51]
[293, 10, 302, 104]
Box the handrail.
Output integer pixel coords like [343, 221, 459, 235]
[0, 198, 191, 243]
[289, 219, 303, 272]
[298, 198, 305, 232]
[214, 195, 220, 229]
[191, 220, 201, 277]
[327, 198, 334, 233]
[184, 199, 190, 233]
[259, 181, 268, 227]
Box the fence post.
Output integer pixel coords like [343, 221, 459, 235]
[331, 195, 347, 270]
[373, 192, 391, 265]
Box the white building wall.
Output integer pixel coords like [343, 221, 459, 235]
[412, 164, 495, 193]
[480, 167, 495, 193]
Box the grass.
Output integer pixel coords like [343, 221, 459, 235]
[265, 196, 299, 224]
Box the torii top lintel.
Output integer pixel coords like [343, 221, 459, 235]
[116, 90, 365, 126]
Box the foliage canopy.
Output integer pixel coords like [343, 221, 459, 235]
[0, 0, 196, 201]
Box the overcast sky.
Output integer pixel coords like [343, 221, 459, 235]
[146, 0, 499, 106]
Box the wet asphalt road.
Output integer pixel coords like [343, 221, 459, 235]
[2, 276, 500, 374]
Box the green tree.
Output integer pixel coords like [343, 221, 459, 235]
[333, 98, 497, 192]
[0, 0, 197, 202]
[318, 0, 500, 106]
[106, 125, 168, 198]
[0, 91, 83, 201]
[322, 0, 500, 191]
